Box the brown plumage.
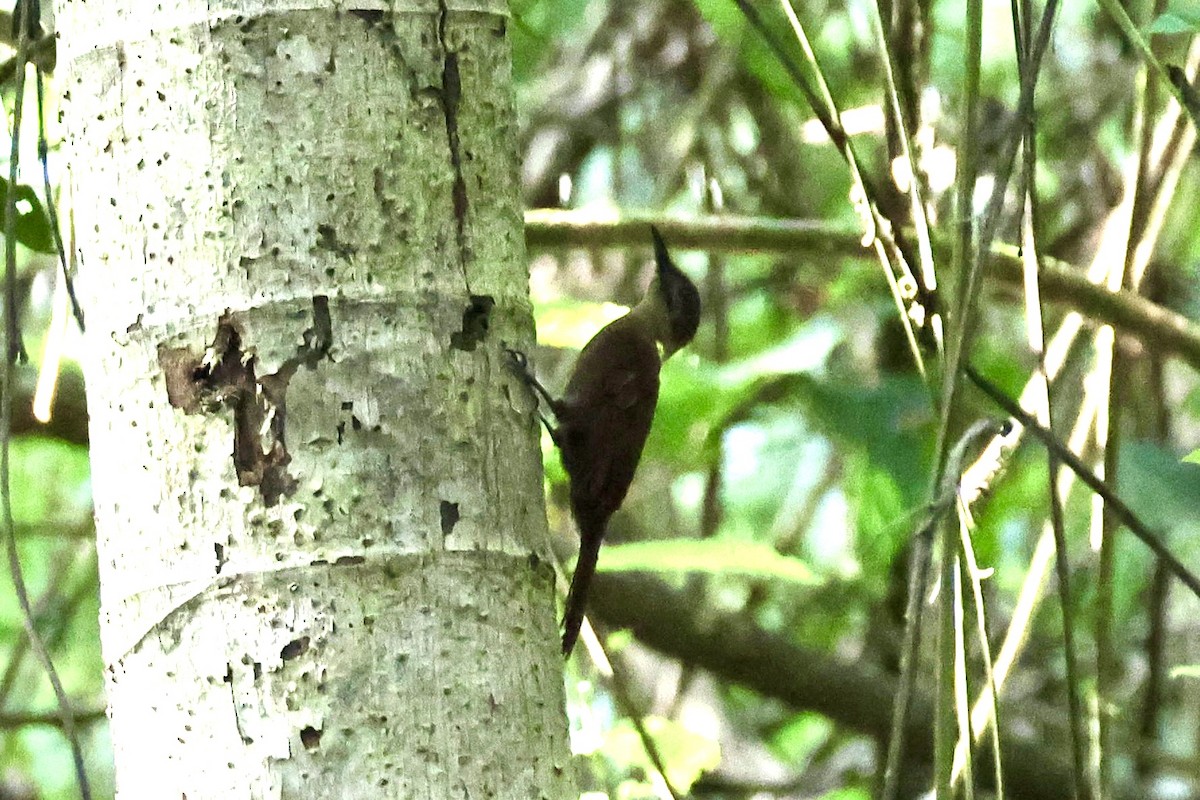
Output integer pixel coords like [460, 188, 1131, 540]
[510, 226, 700, 655]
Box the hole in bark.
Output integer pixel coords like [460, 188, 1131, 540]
[440, 501, 460, 536]
[300, 725, 322, 751]
[351, 10, 385, 25]
[281, 636, 310, 661]
[449, 295, 494, 352]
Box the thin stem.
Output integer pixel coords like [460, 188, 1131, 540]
[35, 69, 84, 331]
[1010, 0, 1092, 788]
[880, 526, 931, 800]
[731, 0, 930, 380]
[951, 508, 1004, 800]
[870, 0, 942, 357]
[932, 0, 983, 790]
[1136, 349, 1171, 782]
[3, 4, 92, 798]
[1093, 0, 1200, 129]
[966, 366, 1200, 602]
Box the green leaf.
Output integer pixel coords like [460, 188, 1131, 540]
[651, 358, 732, 466]
[11, 436, 92, 528]
[691, 0, 808, 108]
[0, 177, 55, 254]
[510, 0, 591, 83]
[845, 453, 912, 579]
[1184, 449, 1200, 466]
[1149, 0, 1200, 33]
[1172, 664, 1200, 679]
[784, 372, 935, 504]
[721, 316, 841, 381]
[598, 539, 822, 584]
[769, 712, 834, 764]
[1149, 13, 1198, 33]
[1119, 440, 1200, 533]
[817, 790, 872, 800]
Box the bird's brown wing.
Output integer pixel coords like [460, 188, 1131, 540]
[557, 322, 661, 654]
[558, 323, 661, 521]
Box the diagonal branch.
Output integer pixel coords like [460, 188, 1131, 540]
[524, 212, 1200, 372]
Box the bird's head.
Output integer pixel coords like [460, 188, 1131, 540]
[647, 225, 701, 359]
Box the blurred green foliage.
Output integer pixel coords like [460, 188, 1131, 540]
[3, 0, 1199, 796]
[0, 437, 106, 800]
[603, 716, 721, 795]
[1148, 0, 1200, 34]
[518, 0, 1200, 794]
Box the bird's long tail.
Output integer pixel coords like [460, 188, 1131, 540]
[561, 523, 604, 655]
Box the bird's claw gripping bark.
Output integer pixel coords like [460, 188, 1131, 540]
[503, 345, 561, 442]
[504, 346, 530, 373]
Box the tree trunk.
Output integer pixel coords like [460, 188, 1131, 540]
[57, 1, 569, 796]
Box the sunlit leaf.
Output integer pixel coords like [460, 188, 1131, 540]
[818, 789, 872, 800]
[721, 315, 841, 380]
[651, 358, 734, 466]
[11, 436, 92, 529]
[534, 299, 628, 350]
[598, 539, 823, 584]
[603, 716, 720, 793]
[769, 712, 834, 764]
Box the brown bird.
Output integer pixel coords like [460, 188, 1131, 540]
[509, 226, 701, 654]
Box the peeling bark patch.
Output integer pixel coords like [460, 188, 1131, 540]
[280, 636, 311, 661]
[300, 725, 322, 751]
[440, 500, 460, 536]
[245, 295, 334, 503]
[449, 294, 494, 351]
[160, 316, 272, 495]
[158, 345, 210, 415]
[158, 298, 334, 506]
[214, 542, 226, 574]
[334, 554, 365, 566]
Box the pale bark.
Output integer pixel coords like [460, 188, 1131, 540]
[57, 1, 568, 797]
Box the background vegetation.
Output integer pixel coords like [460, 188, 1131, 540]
[4, 0, 1200, 798]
